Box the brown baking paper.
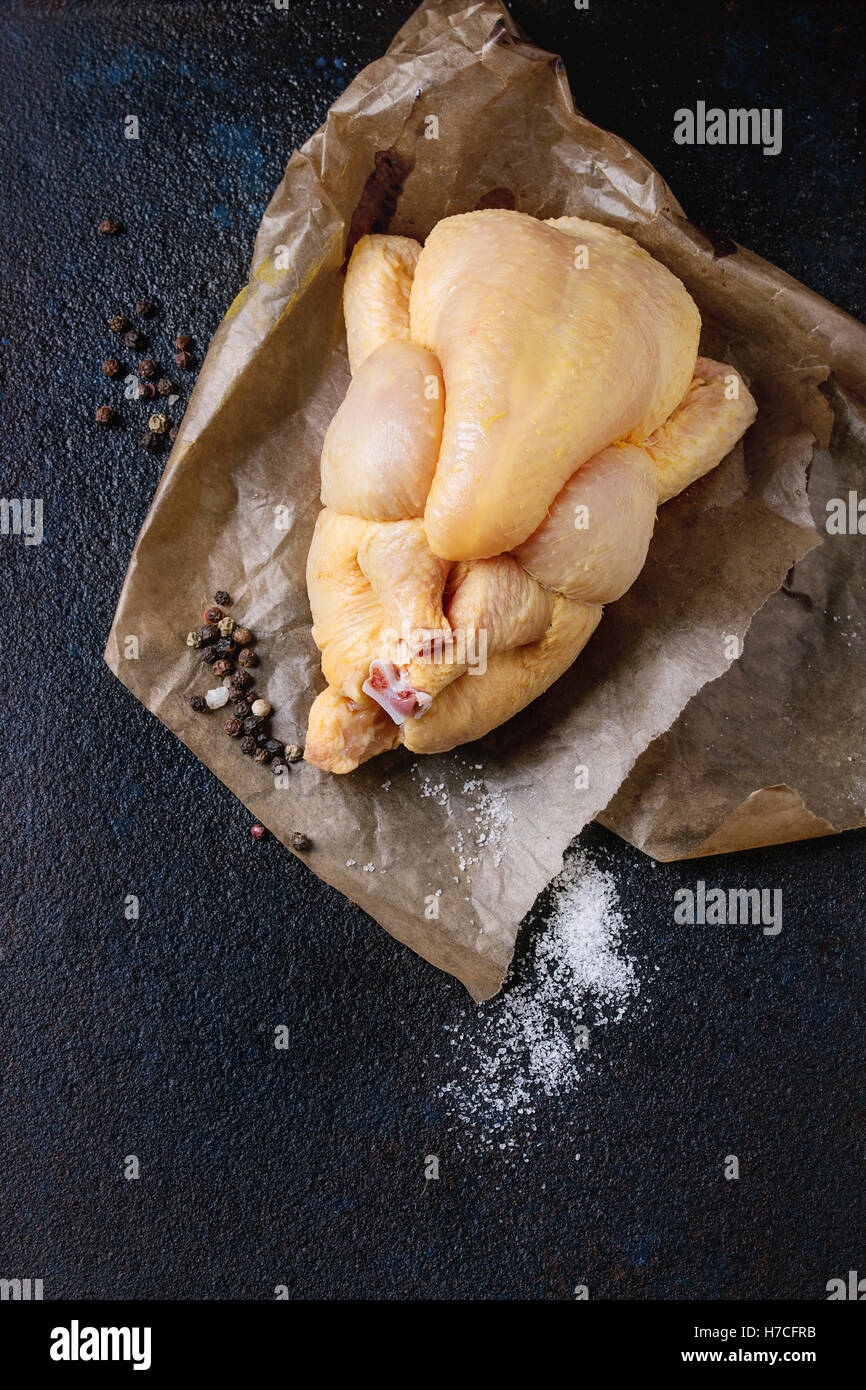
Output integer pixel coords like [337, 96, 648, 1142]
[598, 369, 866, 859]
[105, 0, 866, 999]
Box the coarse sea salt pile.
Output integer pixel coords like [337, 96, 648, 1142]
[439, 847, 641, 1146]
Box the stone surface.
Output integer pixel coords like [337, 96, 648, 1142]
[0, 0, 864, 1299]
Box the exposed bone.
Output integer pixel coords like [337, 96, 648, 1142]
[362, 659, 433, 725]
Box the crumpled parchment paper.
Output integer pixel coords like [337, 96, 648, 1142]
[105, 0, 866, 999]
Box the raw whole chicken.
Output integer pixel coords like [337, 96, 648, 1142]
[305, 209, 757, 773]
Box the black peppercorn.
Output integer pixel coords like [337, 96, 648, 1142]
[237, 647, 257, 668]
[189, 695, 207, 712]
[241, 716, 259, 737]
[255, 730, 270, 748]
[138, 357, 157, 379]
[214, 590, 231, 606]
[108, 314, 127, 333]
[229, 669, 252, 691]
[214, 638, 236, 658]
[94, 404, 115, 424]
[290, 831, 311, 852]
[175, 333, 192, 351]
[98, 217, 121, 234]
[223, 717, 241, 738]
[201, 648, 218, 665]
[136, 381, 156, 401]
[265, 739, 284, 757]
[136, 299, 154, 318]
[233, 700, 251, 719]
[174, 349, 193, 370]
[156, 377, 174, 396]
[199, 625, 217, 644]
[124, 329, 144, 350]
[140, 431, 159, 452]
[212, 659, 233, 678]
[239, 736, 256, 756]
[101, 357, 120, 377]
[231, 626, 253, 647]
[253, 746, 272, 764]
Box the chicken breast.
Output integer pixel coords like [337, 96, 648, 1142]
[411, 210, 700, 559]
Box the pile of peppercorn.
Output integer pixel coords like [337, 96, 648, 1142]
[185, 591, 310, 853]
[93, 225, 196, 451]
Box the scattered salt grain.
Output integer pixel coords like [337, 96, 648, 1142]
[440, 847, 641, 1146]
[412, 759, 513, 872]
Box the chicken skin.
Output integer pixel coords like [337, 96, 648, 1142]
[304, 211, 757, 773]
[413, 212, 700, 559]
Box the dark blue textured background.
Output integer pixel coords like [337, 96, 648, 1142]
[1, 0, 864, 1300]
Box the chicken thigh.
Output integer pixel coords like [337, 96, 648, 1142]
[304, 210, 757, 774]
